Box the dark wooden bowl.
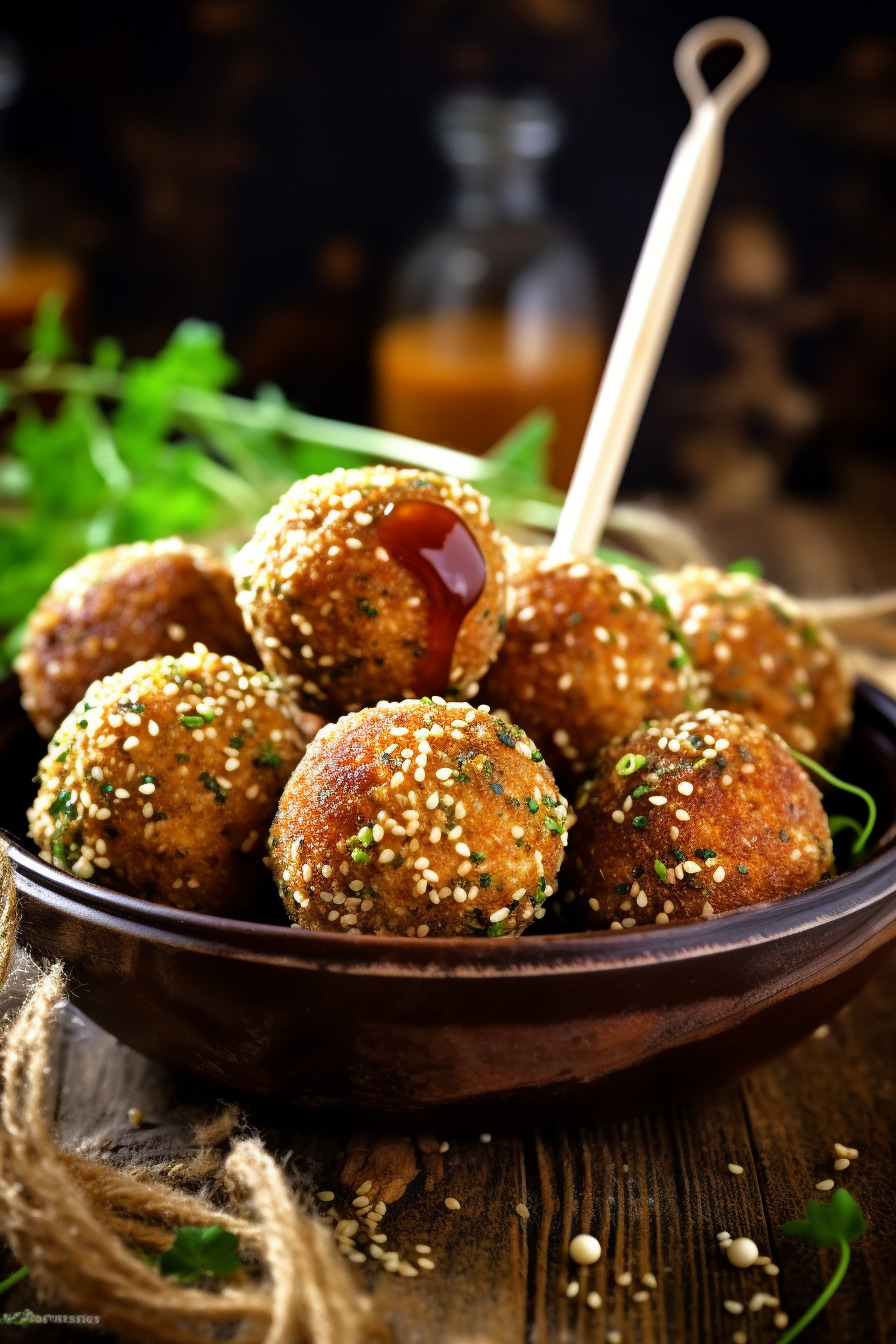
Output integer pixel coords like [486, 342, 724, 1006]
[3, 675, 896, 1119]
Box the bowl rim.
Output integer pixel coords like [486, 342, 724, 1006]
[6, 679, 896, 980]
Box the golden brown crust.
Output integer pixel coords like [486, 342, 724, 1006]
[17, 539, 257, 738]
[233, 467, 509, 718]
[28, 645, 306, 917]
[480, 549, 693, 789]
[567, 708, 833, 929]
[653, 566, 853, 758]
[270, 698, 571, 937]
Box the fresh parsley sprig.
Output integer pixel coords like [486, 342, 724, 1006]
[778, 1188, 866, 1342]
[0, 296, 565, 672]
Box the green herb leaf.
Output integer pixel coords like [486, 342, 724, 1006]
[727, 557, 764, 577]
[155, 1225, 242, 1284]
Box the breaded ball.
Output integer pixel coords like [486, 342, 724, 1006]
[480, 549, 693, 788]
[567, 708, 833, 930]
[233, 466, 509, 718]
[270, 697, 571, 937]
[28, 644, 306, 916]
[653, 565, 853, 758]
[17, 539, 257, 738]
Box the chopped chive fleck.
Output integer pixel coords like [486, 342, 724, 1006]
[180, 715, 205, 729]
[77, 719, 88, 729]
[490, 782, 503, 795]
[526, 797, 539, 814]
[470, 851, 485, 863]
[55, 750, 68, 763]
[253, 743, 283, 769]
[531, 748, 543, 763]
[545, 818, 564, 834]
[654, 859, 668, 883]
[487, 920, 508, 937]
[614, 882, 631, 896]
[738, 864, 749, 875]
[176, 752, 190, 764]
[357, 826, 374, 846]
[632, 784, 651, 798]
[694, 848, 716, 861]
[498, 614, 507, 632]
[568, 612, 582, 626]
[198, 772, 228, 805]
[496, 729, 516, 749]
[480, 874, 492, 888]
[357, 597, 378, 618]
[100, 783, 113, 793]
[616, 752, 647, 776]
[229, 736, 244, 750]
[671, 848, 686, 863]
[779, 829, 789, 842]
[351, 848, 370, 864]
[632, 815, 649, 829]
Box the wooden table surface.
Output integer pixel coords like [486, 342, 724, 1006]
[1, 942, 894, 1344]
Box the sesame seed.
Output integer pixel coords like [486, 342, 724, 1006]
[122, 735, 139, 751]
[642, 1273, 657, 1289]
[675, 808, 690, 821]
[316, 1190, 335, 1202]
[379, 849, 395, 864]
[712, 866, 725, 883]
[426, 792, 439, 809]
[565, 1281, 579, 1299]
[456, 842, 471, 857]
[612, 810, 625, 824]
[516, 1203, 529, 1219]
[444, 1197, 461, 1210]
[490, 907, 510, 923]
[615, 1271, 632, 1286]
[834, 1158, 850, 1171]
[815, 1179, 835, 1191]
[648, 795, 667, 806]
[586, 1291, 601, 1309]
[632, 1290, 650, 1302]
[724, 1301, 745, 1315]
[677, 781, 693, 796]
[569, 1235, 601, 1265]
[728, 1163, 745, 1175]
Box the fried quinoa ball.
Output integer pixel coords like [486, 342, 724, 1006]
[232, 466, 509, 718]
[28, 644, 306, 916]
[17, 539, 257, 739]
[567, 708, 833, 930]
[653, 565, 853, 758]
[480, 549, 693, 788]
[270, 697, 571, 938]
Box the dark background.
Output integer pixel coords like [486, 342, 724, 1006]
[2, 0, 895, 500]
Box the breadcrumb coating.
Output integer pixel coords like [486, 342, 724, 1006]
[270, 697, 571, 937]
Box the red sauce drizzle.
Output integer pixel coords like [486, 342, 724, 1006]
[378, 499, 487, 696]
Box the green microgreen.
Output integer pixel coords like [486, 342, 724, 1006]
[777, 1190, 866, 1343]
[145, 1225, 243, 1284]
[727, 556, 764, 577]
[616, 753, 647, 777]
[0, 1264, 30, 1297]
[788, 749, 877, 859]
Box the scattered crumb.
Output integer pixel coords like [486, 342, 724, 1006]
[438, 1141, 450, 1154]
[615, 1271, 632, 1287]
[566, 1281, 580, 1299]
[642, 1272, 657, 1289]
[586, 1291, 602, 1309]
[774, 1311, 789, 1329]
[479, 1133, 492, 1143]
[127, 1107, 143, 1127]
[516, 1203, 530, 1220]
[315, 1190, 335, 1202]
[724, 1300, 745, 1315]
[765, 1264, 780, 1277]
[812, 1023, 831, 1038]
[632, 1290, 650, 1303]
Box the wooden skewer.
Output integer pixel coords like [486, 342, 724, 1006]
[549, 17, 769, 560]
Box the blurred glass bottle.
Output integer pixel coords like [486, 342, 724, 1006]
[374, 90, 604, 488]
[0, 38, 84, 365]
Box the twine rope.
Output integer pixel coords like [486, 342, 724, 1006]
[0, 848, 380, 1344]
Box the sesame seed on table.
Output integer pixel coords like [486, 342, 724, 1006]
[3, 948, 894, 1343]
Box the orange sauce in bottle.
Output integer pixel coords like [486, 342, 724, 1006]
[374, 310, 604, 489]
[0, 252, 84, 365]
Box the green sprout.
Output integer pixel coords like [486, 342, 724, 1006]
[788, 749, 877, 859]
[778, 1189, 866, 1342]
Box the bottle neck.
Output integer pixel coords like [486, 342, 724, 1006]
[452, 161, 548, 228]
